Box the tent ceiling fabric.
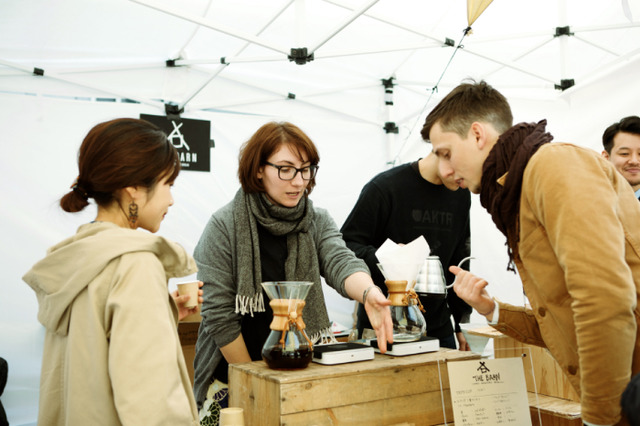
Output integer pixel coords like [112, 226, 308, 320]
[1, 0, 639, 125]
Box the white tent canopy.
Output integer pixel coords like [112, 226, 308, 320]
[2, 0, 640, 129]
[1, 1, 640, 424]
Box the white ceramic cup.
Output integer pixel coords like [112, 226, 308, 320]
[219, 407, 245, 426]
[177, 281, 199, 308]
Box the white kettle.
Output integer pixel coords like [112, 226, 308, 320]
[414, 256, 474, 296]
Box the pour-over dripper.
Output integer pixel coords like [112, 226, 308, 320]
[377, 262, 423, 288]
[377, 262, 426, 342]
[261, 281, 314, 369]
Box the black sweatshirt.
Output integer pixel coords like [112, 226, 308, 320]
[340, 160, 472, 338]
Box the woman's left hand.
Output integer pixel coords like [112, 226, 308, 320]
[364, 288, 393, 353]
[172, 281, 204, 321]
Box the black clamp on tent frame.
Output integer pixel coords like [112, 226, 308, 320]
[287, 93, 296, 100]
[164, 102, 184, 121]
[555, 79, 575, 91]
[166, 59, 177, 67]
[382, 77, 395, 106]
[384, 122, 399, 134]
[444, 38, 455, 47]
[554, 26, 574, 37]
[288, 48, 314, 65]
[33, 67, 44, 76]
[381, 77, 395, 89]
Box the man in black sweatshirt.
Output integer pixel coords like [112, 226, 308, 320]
[341, 151, 472, 349]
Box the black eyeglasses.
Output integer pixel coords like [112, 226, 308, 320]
[264, 162, 319, 181]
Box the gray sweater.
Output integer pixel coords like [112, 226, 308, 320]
[192, 198, 369, 405]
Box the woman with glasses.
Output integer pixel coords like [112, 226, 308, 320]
[193, 121, 393, 423]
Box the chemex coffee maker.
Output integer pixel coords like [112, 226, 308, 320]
[376, 262, 426, 342]
[414, 256, 474, 297]
[261, 281, 314, 370]
[375, 237, 475, 344]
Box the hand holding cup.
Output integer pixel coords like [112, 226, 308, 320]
[172, 281, 204, 320]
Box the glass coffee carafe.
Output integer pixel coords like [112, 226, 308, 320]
[378, 263, 426, 342]
[261, 281, 314, 369]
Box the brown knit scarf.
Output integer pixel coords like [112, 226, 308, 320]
[479, 120, 553, 270]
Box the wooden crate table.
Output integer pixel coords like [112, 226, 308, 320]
[229, 348, 479, 426]
[178, 312, 202, 386]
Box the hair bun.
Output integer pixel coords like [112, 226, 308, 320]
[60, 179, 90, 212]
[71, 184, 89, 201]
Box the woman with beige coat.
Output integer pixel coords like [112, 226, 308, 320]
[23, 118, 202, 425]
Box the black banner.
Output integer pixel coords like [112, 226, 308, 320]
[140, 114, 211, 172]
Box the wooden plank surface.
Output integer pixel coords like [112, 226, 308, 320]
[229, 349, 480, 426]
[230, 348, 478, 384]
[528, 392, 581, 419]
[464, 325, 503, 338]
[280, 390, 453, 426]
[278, 361, 452, 413]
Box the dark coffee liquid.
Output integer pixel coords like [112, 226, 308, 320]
[425, 292, 447, 299]
[262, 347, 312, 369]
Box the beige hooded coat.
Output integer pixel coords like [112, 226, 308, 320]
[23, 221, 199, 425]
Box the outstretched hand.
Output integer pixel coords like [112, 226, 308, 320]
[449, 266, 494, 319]
[171, 281, 204, 321]
[456, 331, 470, 351]
[364, 288, 394, 353]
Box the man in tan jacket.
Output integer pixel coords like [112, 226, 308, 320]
[422, 80, 640, 426]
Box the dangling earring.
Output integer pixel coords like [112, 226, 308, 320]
[128, 201, 139, 228]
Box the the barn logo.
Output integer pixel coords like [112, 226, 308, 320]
[140, 114, 212, 172]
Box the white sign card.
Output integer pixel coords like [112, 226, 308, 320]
[448, 357, 532, 425]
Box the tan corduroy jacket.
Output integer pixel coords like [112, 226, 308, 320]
[23, 221, 199, 425]
[491, 143, 640, 426]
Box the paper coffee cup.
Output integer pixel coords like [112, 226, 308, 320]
[220, 407, 245, 426]
[177, 281, 199, 308]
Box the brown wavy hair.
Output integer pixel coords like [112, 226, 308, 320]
[238, 121, 320, 195]
[422, 80, 513, 141]
[60, 118, 179, 212]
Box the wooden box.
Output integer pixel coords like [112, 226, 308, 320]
[229, 348, 479, 426]
[178, 314, 201, 385]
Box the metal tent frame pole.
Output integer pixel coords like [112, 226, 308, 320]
[176, 0, 296, 110]
[130, 0, 290, 55]
[188, 75, 380, 125]
[170, 39, 445, 65]
[308, 0, 379, 53]
[0, 58, 164, 109]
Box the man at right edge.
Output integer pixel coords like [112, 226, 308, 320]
[423, 80, 640, 425]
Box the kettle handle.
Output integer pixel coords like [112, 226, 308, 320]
[445, 256, 476, 289]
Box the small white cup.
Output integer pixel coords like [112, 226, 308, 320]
[220, 407, 245, 426]
[177, 281, 199, 308]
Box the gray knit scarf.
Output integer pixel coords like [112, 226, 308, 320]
[232, 189, 332, 341]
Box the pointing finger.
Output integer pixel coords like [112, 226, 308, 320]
[449, 265, 462, 275]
